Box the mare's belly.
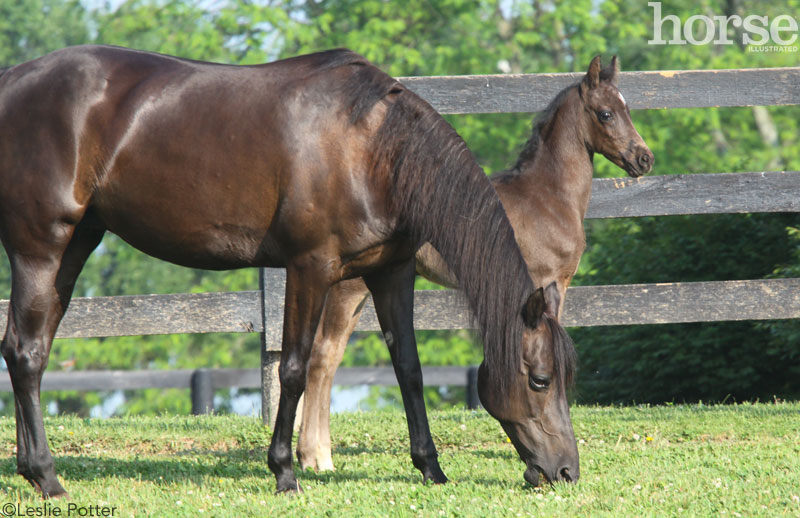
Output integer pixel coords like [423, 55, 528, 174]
[91, 184, 283, 270]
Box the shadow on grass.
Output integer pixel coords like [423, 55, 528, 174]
[2, 449, 520, 492]
[0, 449, 268, 485]
[300, 467, 514, 488]
[2, 454, 515, 491]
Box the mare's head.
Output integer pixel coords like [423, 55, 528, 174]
[478, 282, 579, 486]
[579, 55, 653, 177]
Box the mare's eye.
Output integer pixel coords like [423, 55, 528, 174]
[598, 110, 613, 122]
[529, 374, 551, 392]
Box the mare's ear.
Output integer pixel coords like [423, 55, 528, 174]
[522, 288, 546, 328]
[581, 55, 602, 94]
[599, 55, 619, 86]
[543, 281, 561, 319]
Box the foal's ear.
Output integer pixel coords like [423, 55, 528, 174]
[582, 55, 603, 92]
[599, 55, 619, 86]
[522, 288, 546, 328]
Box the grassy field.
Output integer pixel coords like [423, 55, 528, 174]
[0, 403, 798, 517]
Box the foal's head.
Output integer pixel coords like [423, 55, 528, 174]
[478, 282, 579, 486]
[579, 55, 654, 177]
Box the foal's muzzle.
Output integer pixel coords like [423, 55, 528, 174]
[623, 147, 654, 178]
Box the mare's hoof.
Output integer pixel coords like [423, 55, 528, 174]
[275, 480, 303, 494]
[423, 468, 449, 485]
[27, 477, 69, 500]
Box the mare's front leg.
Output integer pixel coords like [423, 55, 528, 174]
[364, 259, 447, 484]
[297, 278, 369, 472]
[267, 260, 331, 493]
[1, 221, 105, 498]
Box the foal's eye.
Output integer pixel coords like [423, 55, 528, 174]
[598, 110, 613, 122]
[529, 374, 551, 392]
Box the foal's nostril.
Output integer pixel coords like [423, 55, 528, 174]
[559, 467, 572, 482]
[638, 153, 652, 168]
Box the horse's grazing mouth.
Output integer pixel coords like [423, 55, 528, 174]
[524, 465, 544, 487]
[524, 460, 575, 486]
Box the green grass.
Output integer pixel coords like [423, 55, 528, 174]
[0, 403, 799, 517]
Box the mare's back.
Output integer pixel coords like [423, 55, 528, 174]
[0, 46, 393, 270]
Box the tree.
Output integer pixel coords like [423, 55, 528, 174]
[271, 0, 800, 406]
[571, 0, 800, 403]
[0, 0, 267, 417]
[0, 0, 88, 64]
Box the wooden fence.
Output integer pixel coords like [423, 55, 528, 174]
[1, 66, 799, 423]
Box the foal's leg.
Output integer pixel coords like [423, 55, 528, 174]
[364, 259, 447, 484]
[267, 260, 331, 493]
[1, 220, 104, 498]
[297, 278, 369, 471]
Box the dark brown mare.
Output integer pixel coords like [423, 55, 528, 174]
[296, 57, 654, 481]
[0, 45, 579, 497]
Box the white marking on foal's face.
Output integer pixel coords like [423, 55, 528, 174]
[617, 91, 627, 106]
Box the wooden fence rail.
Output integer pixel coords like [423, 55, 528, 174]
[0, 366, 481, 414]
[0, 66, 798, 422]
[399, 67, 800, 113]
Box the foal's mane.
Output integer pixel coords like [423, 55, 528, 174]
[508, 83, 580, 174]
[318, 49, 535, 397]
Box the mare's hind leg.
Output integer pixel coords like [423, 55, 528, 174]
[268, 259, 332, 493]
[364, 259, 447, 484]
[2, 220, 104, 498]
[297, 278, 369, 471]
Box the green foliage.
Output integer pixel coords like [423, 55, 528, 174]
[93, 0, 285, 64]
[0, 0, 88, 64]
[569, 0, 800, 404]
[0, 1, 271, 417]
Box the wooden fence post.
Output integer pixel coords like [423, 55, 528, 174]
[260, 268, 285, 428]
[466, 366, 480, 409]
[191, 368, 214, 415]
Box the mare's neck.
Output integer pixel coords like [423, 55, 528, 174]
[506, 98, 595, 218]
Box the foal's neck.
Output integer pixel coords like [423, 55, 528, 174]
[507, 101, 595, 218]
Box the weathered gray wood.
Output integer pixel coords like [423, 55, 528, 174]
[352, 289, 471, 332]
[466, 367, 480, 409]
[333, 366, 470, 386]
[587, 171, 800, 218]
[191, 369, 214, 415]
[0, 366, 472, 392]
[0, 277, 795, 340]
[211, 368, 262, 388]
[2, 291, 263, 339]
[399, 67, 800, 114]
[349, 278, 800, 331]
[16, 369, 197, 392]
[259, 268, 284, 426]
[561, 279, 800, 326]
[260, 268, 286, 351]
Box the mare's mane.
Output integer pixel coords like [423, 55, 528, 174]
[321, 49, 536, 396]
